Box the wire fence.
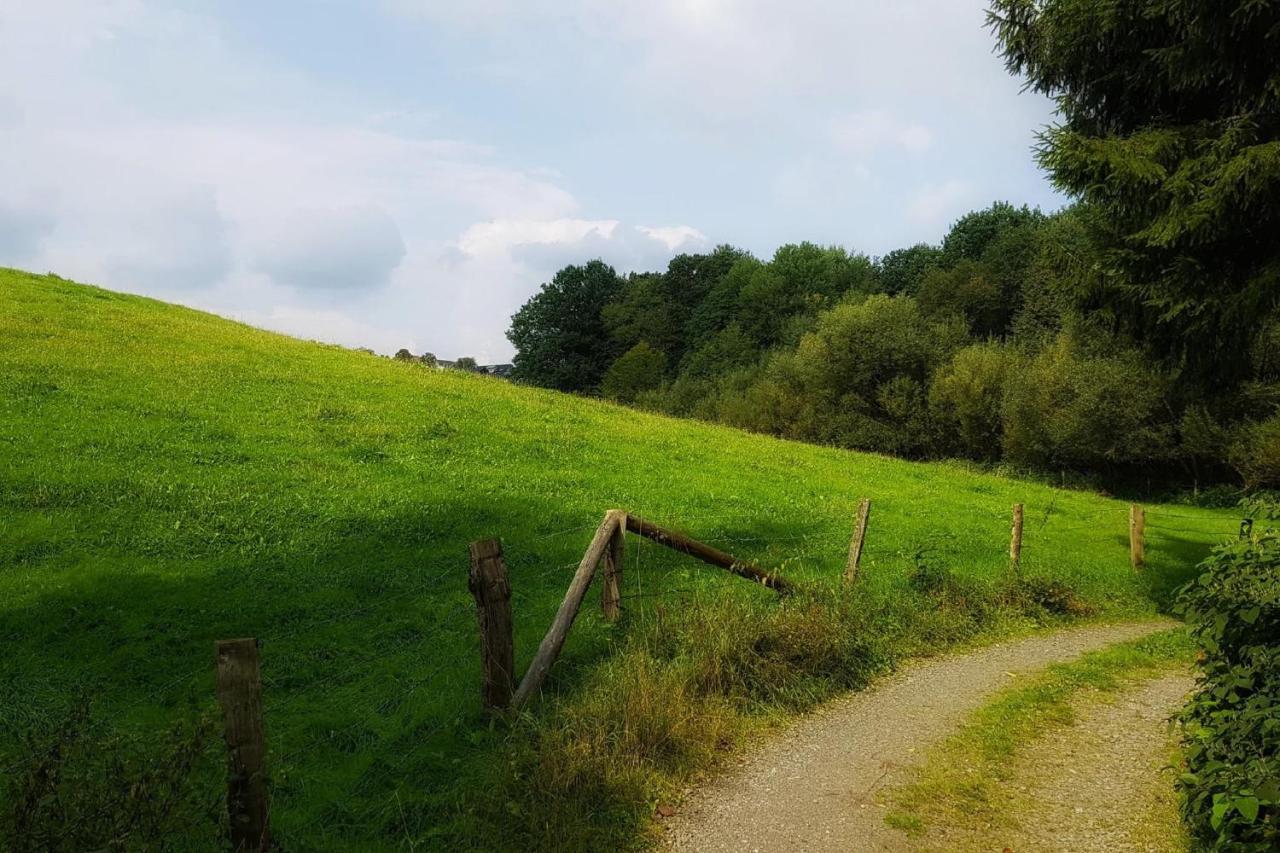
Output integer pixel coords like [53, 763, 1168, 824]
[2, 498, 1263, 846]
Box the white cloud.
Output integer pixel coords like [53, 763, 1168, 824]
[829, 111, 933, 155]
[249, 206, 406, 291]
[636, 225, 708, 252]
[1, 0, 1061, 362]
[386, 1, 1026, 127]
[909, 180, 975, 225]
[455, 218, 620, 257]
[225, 301, 417, 355]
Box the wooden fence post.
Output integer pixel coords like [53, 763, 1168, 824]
[468, 539, 515, 713]
[844, 498, 871, 585]
[601, 510, 625, 622]
[1130, 504, 1145, 570]
[511, 511, 623, 711]
[215, 638, 271, 852]
[1010, 503, 1024, 574]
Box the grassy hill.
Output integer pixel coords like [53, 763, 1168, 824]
[0, 268, 1240, 849]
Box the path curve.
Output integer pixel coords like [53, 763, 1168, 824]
[998, 672, 1193, 852]
[663, 619, 1176, 853]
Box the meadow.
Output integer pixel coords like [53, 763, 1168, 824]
[0, 268, 1241, 849]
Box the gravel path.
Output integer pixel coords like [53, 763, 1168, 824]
[663, 620, 1176, 852]
[996, 672, 1193, 852]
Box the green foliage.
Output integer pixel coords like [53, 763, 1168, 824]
[877, 243, 943, 295]
[4, 269, 1235, 848]
[601, 341, 667, 404]
[602, 273, 683, 361]
[940, 201, 1043, 266]
[684, 256, 760, 348]
[677, 324, 757, 381]
[1228, 413, 1280, 491]
[1001, 330, 1172, 470]
[507, 260, 626, 392]
[929, 343, 1016, 460]
[1010, 204, 1099, 342]
[917, 259, 1009, 337]
[1240, 491, 1280, 521]
[988, 0, 1280, 383]
[452, 356, 479, 372]
[728, 295, 966, 456]
[1176, 534, 1280, 851]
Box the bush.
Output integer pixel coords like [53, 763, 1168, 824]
[601, 342, 667, 404]
[1175, 534, 1280, 851]
[1229, 413, 1280, 490]
[1001, 330, 1173, 470]
[929, 343, 1015, 460]
[727, 294, 967, 455]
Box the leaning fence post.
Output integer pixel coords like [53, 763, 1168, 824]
[601, 510, 625, 621]
[468, 539, 515, 713]
[1010, 503, 1024, 575]
[215, 638, 271, 852]
[1129, 504, 1145, 570]
[511, 511, 623, 711]
[844, 498, 872, 585]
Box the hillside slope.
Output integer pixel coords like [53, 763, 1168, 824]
[0, 269, 1237, 849]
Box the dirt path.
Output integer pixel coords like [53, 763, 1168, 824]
[989, 672, 1193, 852]
[663, 620, 1176, 852]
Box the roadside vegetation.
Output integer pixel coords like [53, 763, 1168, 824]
[1176, 525, 1280, 851]
[0, 270, 1237, 849]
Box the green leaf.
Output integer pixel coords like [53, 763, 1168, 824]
[1211, 798, 1230, 829]
[1240, 606, 1260, 624]
[1234, 796, 1260, 823]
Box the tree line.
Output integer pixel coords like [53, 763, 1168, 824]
[506, 0, 1280, 493]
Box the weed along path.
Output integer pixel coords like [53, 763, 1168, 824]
[663, 620, 1176, 852]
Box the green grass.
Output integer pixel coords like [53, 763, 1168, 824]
[884, 629, 1195, 846]
[0, 269, 1240, 849]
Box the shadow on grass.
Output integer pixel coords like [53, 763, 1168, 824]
[1142, 530, 1226, 608]
[1, 497, 806, 850]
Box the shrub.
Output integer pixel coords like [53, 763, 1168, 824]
[929, 343, 1015, 460]
[1241, 491, 1280, 521]
[1228, 413, 1280, 490]
[729, 294, 966, 455]
[1175, 534, 1280, 851]
[1001, 330, 1173, 470]
[601, 342, 667, 404]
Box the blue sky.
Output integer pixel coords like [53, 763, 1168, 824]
[1, 0, 1064, 361]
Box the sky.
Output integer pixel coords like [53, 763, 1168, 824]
[1, 0, 1065, 362]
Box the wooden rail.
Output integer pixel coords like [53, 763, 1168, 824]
[624, 514, 793, 594]
[500, 509, 793, 711]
